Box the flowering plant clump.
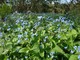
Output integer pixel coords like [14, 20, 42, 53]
[0, 3, 12, 21]
[0, 13, 80, 60]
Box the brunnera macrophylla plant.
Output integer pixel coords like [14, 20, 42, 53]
[0, 14, 80, 60]
[0, 3, 12, 21]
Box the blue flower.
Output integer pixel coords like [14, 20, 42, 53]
[0, 32, 3, 38]
[25, 38, 28, 40]
[17, 40, 21, 43]
[25, 56, 28, 59]
[57, 34, 61, 38]
[78, 55, 80, 60]
[50, 52, 55, 58]
[55, 19, 60, 22]
[43, 39, 46, 43]
[18, 34, 22, 39]
[61, 19, 64, 22]
[37, 16, 43, 20]
[45, 36, 48, 39]
[64, 46, 68, 49]
[7, 28, 11, 31]
[70, 50, 74, 54]
[24, 32, 28, 35]
[73, 46, 77, 50]
[78, 46, 80, 52]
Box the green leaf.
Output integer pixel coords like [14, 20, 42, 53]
[0, 47, 3, 55]
[40, 52, 44, 57]
[2, 49, 8, 54]
[13, 46, 21, 52]
[4, 56, 8, 60]
[31, 43, 40, 53]
[69, 55, 78, 60]
[33, 56, 40, 60]
[71, 29, 77, 37]
[54, 45, 65, 54]
[53, 45, 68, 58]
[49, 27, 53, 30]
[46, 58, 52, 60]
[19, 48, 29, 53]
[58, 33, 67, 40]
[74, 41, 80, 45]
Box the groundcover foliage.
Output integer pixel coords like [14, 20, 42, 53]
[0, 13, 80, 60]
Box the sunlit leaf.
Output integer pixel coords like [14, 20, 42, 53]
[53, 45, 68, 58]
[31, 43, 40, 53]
[69, 55, 78, 60]
[2, 49, 8, 54]
[0, 47, 3, 55]
[40, 52, 44, 57]
[19, 47, 29, 53]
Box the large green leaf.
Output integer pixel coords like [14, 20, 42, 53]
[2, 49, 8, 54]
[71, 29, 77, 37]
[31, 43, 40, 53]
[69, 55, 78, 60]
[0, 47, 3, 55]
[33, 56, 40, 60]
[19, 47, 29, 53]
[40, 52, 44, 57]
[53, 45, 68, 58]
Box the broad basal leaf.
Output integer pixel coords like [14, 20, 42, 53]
[19, 47, 29, 53]
[31, 43, 40, 53]
[53, 45, 68, 58]
[0, 47, 3, 55]
[69, 55, 78, 60]
[40, 52, 44, 57]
